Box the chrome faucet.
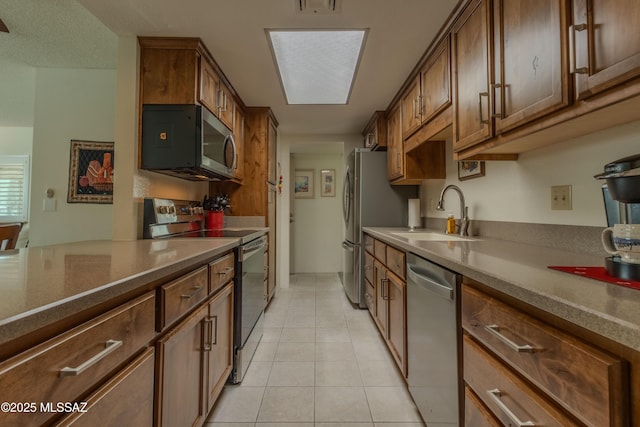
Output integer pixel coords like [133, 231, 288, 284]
[436, 184, 470, 236]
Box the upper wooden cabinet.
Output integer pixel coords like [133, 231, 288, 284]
[452, 0, 570, 151]
[363, 111, 387, 150]
[200, 59, 235, 130]
[386, 103, 404, 181]
[492, 0, 570, 134]
[139, 37, 237, 131]
[402, 35, 452, 139]
[572, 0, 640, 100]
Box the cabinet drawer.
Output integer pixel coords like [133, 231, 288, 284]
[462, 286, 627, 427]
[386, 245, 405, 279]
[160, 266, 208, 331]
[464, 334, 579, 427]
[464, 386, 501, 427]
[364, 234, 374, 254]
[54, 347, 155, 426]
[209, 252, 234, 294]
[373, 239, 386, 262]
[0, 292, 155, 427]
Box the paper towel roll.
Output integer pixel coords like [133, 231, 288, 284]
[408, 199, 421, 229]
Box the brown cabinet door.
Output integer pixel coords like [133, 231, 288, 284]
[401, 75, 423, 139]
[364, 277, 376, 318]
[156, 303, 207, 427]
[573, 0, 640, 99]
[421, 35, 452, 124]
[216, 80, 235, 130]
[493, 0, 570, 133]
[386, 103, 404, 181]
[386, 271, 406, 376]
[452, 0, 493, 151]
[205, 283, 234, 413]
[373, 260, 388, 338]
[200, 60, 219, 116]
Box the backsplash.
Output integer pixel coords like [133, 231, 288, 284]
[426, 217, 606, 257]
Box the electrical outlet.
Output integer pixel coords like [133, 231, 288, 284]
[551, 185, 572, 210]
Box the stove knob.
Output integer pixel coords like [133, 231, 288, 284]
[168, 206, 176, 214]
[157, 206, 167, 214]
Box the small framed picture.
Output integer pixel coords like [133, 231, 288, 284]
[320, 169, 336, 197]
[458, 160, 485, 181]
[294, 169, 314, 198]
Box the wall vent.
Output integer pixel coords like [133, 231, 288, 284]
[296, 0, 341, 14]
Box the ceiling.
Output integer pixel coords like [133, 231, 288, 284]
[0, 0, 460, 136]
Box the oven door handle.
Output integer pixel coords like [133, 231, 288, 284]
[239, 236, 267, 261]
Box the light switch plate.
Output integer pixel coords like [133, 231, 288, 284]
[551, 185, 572, 210]
[43, 198, 57, 212]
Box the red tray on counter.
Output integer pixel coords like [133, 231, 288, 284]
[548, 266, 640, 291]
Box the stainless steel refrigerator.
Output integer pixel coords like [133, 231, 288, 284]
[341, 148, 418, 308]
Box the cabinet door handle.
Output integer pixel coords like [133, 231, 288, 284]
[569, 24, 589, 74]
[487, 389, 536, 426]
[491, 83, 503, 118]
[478, 92, 489, 124]
[485, 324, 535, 353]
[59, 340, 123, 377]
[205, 315, 218, 348]
[181, 285, 203, 299]
[414, 97, 421, 119]
[381, 278, 390, 300]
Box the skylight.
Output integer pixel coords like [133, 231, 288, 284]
[267, 29, 367, 105]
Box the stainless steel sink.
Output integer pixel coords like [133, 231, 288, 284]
[391, 231, 476, 242]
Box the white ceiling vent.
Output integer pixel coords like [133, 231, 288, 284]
[296, 0, 341, 14]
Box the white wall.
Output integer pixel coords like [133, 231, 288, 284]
[0, 57, 35, 127]
[278, 134, 361, 279]
[29, 68, 117, 247]
[423, 120, 640, 227]
[290, 153, 344, 273]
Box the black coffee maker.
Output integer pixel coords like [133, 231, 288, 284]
[595, 154, 640, 281]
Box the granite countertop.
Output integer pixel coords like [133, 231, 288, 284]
[0, 238, 240, 346]
[364, 227, 640, 352]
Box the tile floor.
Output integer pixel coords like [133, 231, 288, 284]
[205, 273, 425, 427]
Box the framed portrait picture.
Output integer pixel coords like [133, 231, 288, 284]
[320, 169, 336, 197]
[458, 160, 485, 181]
[67, 140, 114, 204]
[294, 169, 314, 199]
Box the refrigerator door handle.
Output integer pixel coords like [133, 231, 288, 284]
[342, 240, 355, 251]
[342, 166, 351, 225]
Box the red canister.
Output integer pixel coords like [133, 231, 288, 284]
[206, 211, 224, 229]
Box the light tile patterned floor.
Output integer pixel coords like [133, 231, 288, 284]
[205, 273, 425, 427]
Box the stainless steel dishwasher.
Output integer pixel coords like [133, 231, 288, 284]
[406, 253, 461, 426]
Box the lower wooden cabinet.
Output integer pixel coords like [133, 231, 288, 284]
[386, 270, 406, 375]
[464, 386, 501, 427]
[156, 282, 234, 427]
[204, 283, 234, 414]
[0, 292, 156, 427]
[365, 234, 407, 377]
[54, 347, 155, 426]
[462, 283, 629, 427]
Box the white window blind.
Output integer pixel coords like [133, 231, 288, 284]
[0, 155, 30, 222]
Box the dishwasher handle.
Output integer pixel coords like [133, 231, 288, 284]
[408, 264, 454, 300]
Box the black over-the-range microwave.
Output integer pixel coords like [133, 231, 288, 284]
[141, 104, 237, 181]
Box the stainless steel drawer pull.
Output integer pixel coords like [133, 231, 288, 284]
[487, 389, 536, 426]
[59, 340, 123, 377]
[181, 285, 203, 299]
[485, 324, 534, 353]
